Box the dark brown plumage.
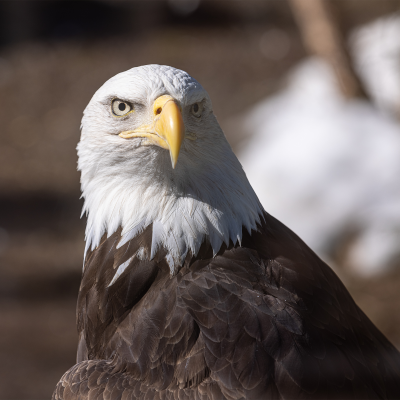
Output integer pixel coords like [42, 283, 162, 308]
[53, 212, 400, 400]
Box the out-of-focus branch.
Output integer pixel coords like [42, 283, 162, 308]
[288, 0, 370, 101]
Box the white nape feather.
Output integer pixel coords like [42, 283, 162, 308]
[78, 65, 263, 274]
[108, 256, 134, 287]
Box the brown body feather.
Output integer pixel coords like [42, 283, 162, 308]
[53, 212, 400, 399]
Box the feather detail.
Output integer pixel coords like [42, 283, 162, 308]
[108, 256, 134, 287]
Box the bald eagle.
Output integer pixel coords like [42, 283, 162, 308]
[53, 65, 400, 400]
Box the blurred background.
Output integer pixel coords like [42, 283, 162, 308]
[0, 0, 399, 398]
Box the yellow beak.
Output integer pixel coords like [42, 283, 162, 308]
[119, 95, 185, 168]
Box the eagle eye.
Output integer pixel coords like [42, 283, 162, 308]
[191, 102, 203, 118]
[112, 99, 133, 116]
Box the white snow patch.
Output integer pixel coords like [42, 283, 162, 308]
[238, 57, 400, 276]
[351, 14, 400, 117]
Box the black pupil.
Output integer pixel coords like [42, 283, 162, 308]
[118, 103, 126, 111]
[193, 103, 199, 113]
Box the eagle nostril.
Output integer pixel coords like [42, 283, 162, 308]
[155, 107, 162, 115]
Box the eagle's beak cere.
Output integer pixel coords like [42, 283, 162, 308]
[119, 95, 185, 168]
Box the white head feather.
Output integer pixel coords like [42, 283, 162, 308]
[78, 65, 263, 273]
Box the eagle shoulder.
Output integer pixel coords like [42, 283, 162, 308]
[179, 212, 400, 398]
[55, 213, 400, 400]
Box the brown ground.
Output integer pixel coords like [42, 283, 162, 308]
[1, 2, 400, 399]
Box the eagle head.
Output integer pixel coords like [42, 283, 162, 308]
[78, 65, 263, 273]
